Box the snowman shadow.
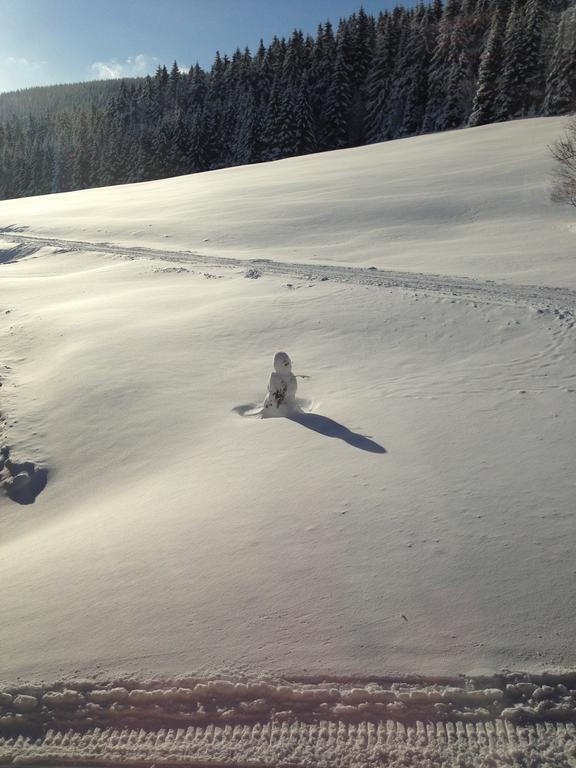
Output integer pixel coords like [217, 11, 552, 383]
[287, 411, 387, 454]
[233, 402, 386, 454]
[234, 353, 386, 454]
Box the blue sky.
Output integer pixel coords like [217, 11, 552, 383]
[0, 0, 419, 93]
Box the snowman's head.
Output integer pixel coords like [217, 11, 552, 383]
[274, 352, 292, 373]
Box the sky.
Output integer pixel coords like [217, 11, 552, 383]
[0, 0, 420, 94]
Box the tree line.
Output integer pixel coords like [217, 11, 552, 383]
[1, 0, 575, 201]
[0, 79, 141, 123]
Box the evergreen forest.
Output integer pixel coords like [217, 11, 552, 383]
[1, 0, 575, 201]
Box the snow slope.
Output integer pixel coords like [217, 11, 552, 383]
[0, 116, 575, 287]
[0, 117, 575, 694]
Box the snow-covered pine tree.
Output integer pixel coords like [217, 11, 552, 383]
[311, 21, 337, 150]
[277, 85, 300, 158]
[423, 0, 462, 133]
[347, 7, 375, 145]
[494, 0, 529, 120]
[544, 6, 576, 115]
[187, 109, 207, 172]
[169, 61, 183, 108]
[379, 6, 413, 139]
[522, 0, 549, 115]
[71, 110, 92, 189]
[398, 5, 437, 137]
[53, 112, 74, 192]
[260, 74, 283, 160]
[441, 11, 478, 129]
[233, 88, 257, 165]
[282, 29, 306, 88]
[295, 73, 317, 155]
[469, 10, 505, 125]
[202, 52, 228, 168]
[185, 64, 207, 121]
[365, 12, 396, 143]
[322, 29, 352, 149]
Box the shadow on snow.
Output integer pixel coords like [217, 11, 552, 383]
[233, 404, 386, 454]
[287, 412, 386, 454]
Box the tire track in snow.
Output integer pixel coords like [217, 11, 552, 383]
[1, 231, 576, 322]
[1, 719, 575, 767]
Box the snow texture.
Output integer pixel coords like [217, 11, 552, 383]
[0, 118, 575, 713]
[1, 675, 576, 766]
[1, 722, 576, 768]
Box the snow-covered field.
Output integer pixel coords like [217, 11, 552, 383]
[1, 117, 576, 765]
[0, 116, 575, 287]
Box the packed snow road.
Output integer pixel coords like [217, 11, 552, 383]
[1, 231, 576, 322]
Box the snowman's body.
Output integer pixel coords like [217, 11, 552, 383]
[262, 352, 298, 417]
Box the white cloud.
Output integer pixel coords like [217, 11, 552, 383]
[90, 54, 160, 80]
[0, 56, 48, 92]
[4, 56, 47, 71]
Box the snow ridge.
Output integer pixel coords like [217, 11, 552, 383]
[2, 675, 576, 736]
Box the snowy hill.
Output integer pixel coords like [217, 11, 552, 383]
[0, 113, 575, 716]
[1, 116, 576, 287]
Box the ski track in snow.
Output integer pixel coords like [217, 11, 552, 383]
[1, 230, 576, 325]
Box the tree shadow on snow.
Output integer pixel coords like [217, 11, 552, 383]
[0, 243, 38, 264]
[288, 412, 387, 454]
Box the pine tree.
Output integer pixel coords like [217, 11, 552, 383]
[233, 88, 257, 165]
[365, 13, 395, 143]
[169, 61, 182, 108]
[295, 74, 317, 155]
[522, 0, 548, 114]
[544, 7, 576, 115]
[347, 7, 376, 144]
[260, 74, 283, 160]
[441, 18, 476, 129]
[186, 110, 207, 172]
[398, 6, 436, 137]
[495, 0, 529, 119]
[277, 85, 299, 158]
[311, 21, 337, 147]
[322, 37, 352, 149]
[469, 10, 505, 125]
[423, 0, 462, 132]
[72, 111, 92, 189]
[382, 8, 414, 138]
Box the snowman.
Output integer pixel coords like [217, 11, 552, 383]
[262, 352, 299, 417]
